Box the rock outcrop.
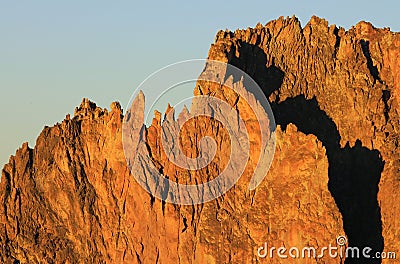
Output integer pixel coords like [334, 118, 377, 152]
[1, 16, 399, 263]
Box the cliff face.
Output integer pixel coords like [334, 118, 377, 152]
[1, 16, 399, 264]
[207, 16, 400, 261]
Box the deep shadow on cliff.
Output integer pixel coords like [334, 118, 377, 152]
[230, 42, 385, 263]
[273, 95, 384, 264]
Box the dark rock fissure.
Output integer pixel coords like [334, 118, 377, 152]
[360, 39, 383, 84]
[182, 217, 188, 233]
[333, 26, 341, 59]
[382, 90, 391, 123]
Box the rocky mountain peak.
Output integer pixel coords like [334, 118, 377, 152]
[1, 17, 399, 263]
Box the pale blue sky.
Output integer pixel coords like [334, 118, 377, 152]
[1, 1, 399, 167]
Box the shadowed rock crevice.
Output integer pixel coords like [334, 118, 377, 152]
[382, 89, 391, 123]
[333, 26, 341, 59]
[360, 39, 383, 84]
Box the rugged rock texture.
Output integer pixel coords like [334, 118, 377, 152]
[1, 16, 399, 263]
[207, 16, 400, 263]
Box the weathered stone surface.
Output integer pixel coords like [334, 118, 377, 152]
[1, 16, 399, 264]
[207, 16, 400, 262]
